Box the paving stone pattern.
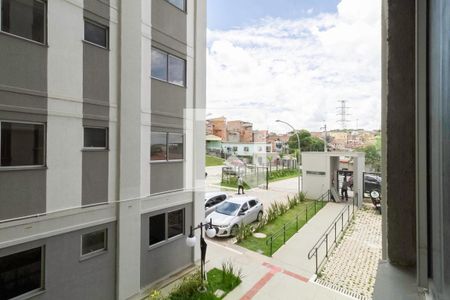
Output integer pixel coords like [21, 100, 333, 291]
[317, 205, 382, 300]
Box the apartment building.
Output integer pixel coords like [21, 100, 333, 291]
[0, 0, 206, 300]
[227, 120, 253, 143]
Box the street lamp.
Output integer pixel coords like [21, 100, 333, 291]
[186, 219, 217, 292]
[276, 120, 302, 195]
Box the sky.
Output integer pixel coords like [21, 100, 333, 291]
[206, 0, 382, 133]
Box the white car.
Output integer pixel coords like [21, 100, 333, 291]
[204, 192, 228, 217]
[207, 196, 264, 237]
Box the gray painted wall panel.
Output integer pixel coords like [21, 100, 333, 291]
[150, 162, 184, 194]
[83, 44, 110, 105]
[0, 169, 46, 221]
[0, 34, 47, 93]
[152, 0, 187, 45]
[151, 79, 186, 118]
[82, 151, 109, 206]
[152, 31, 187, 55]
[84, 0, 110, 25]
[140, 204, 193, 287]
[0, 222, 116, 300]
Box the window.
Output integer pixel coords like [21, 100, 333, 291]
[168, 56, 185, 86]
[151, 132, 167, 161]
[233, 146, 238, 152]
[84, 127, 108, 149]
[81, 229, 107, 257]
[249, 199, 257, 207]
[266, 146, 271, 152]
[167, 0, 185, 11]
[84, 19, 108, 48]
[168, 133, 183, 160]
[0, 247, 44, 299]
[151, 48, 186, 86]
[241, 203, 249, 212]
[151, 131, 184, 162]
[149, 209, 185, 246]
[1, 0, 46, 43]
[168, 209, 184, 238]
[244, 147, 249, 152]
[151, 48, 168, 81]
[149, 213, 166, 246]
[0, 122, 45, 167]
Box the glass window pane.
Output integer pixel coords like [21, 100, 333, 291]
[168, 0, 185, 10]
[151, 132, 167, 161]
[84, 128, 107, 148]
[168, 210, 184, 238]
[84, 20, 107, 47]
[1, 0, 45, 43]
[1, 122, 45, 167]
[168, 133, 183, 160]
[0, 247, 42, 299]
[151, 48, 168, 81]
[81, 230, 107, 256]
[168, 56, 186, 86]
[149, 214, 166, 245]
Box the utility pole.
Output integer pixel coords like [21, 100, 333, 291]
[320, 124, 328, 152]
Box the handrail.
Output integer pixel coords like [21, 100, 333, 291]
[307, 197, 356, 274]
[265, 190, 331, 256]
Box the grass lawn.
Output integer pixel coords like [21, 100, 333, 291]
[268, 169, 301, 183]
[206, 155, 225, 167]
[164, 268, 241, 300]
[238, 200, 326, 256]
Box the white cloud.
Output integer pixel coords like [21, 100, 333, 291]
[206, 0, 381, 132]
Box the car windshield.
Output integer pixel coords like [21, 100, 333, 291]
[216, 202, 240, 216]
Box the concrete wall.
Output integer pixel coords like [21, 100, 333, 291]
[140, 203, 193, 287]
[302, 154, 329, 199]
[0, 222, 116, 300]
[381, 0, 416, 266]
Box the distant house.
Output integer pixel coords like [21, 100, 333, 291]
[222, 142, 272, 164]
[206, 135, 222, 154]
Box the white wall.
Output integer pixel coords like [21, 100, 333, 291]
[46, 0, 84, 212]
[302, 154, 329, 199]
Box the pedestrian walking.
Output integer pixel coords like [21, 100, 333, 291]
[341, 178, 349, 201]
[237, 176, 245, 195]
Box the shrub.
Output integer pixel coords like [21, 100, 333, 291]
[221, 261, 243, 290]
[169, 270, 202, 300]
[235, 222, 252, 242]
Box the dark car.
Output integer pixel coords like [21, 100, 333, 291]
[364, 174, 381, 193]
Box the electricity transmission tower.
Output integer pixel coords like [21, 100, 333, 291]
[337, 100, 351, 130]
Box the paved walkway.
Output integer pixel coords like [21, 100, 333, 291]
[316, 205, 382, 299]
[272, 202, 350, 277]
[203, 201, 354, 300]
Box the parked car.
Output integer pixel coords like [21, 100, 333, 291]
[204, 192, 228, 217]
[364, 174, 382, 193]
[207, 196, 263, 237]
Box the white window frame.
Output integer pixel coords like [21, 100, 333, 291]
[0, 0, 47, 45]
[83, 18, 109, 49]
[166, 0, 186, 12]
[82, 127, 109, 150]
[148, 208, 185, 249]
[150, 131, 185, 163]
[151, 47, 186, 87]
[80, 229, 108, 260]
[0, 120, 46, 169]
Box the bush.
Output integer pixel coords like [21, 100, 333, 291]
[220, 261, 243, 290]
[235, 222, 252, 242]
[169, 270, 203, 300]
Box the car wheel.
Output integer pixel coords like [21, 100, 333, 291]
[257, 211, 263, 222]
[231, 224, 239, 236]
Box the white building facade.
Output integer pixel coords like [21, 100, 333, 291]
[0, 0, 206, 299]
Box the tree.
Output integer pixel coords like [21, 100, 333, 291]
[356, 144, 381, 172]
[288, 129, 325, 152]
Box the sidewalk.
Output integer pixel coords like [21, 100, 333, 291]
[204, 201, 354, 300]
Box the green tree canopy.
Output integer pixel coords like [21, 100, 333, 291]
[356, 144, 381, 172]
[288, 130, 325, 152]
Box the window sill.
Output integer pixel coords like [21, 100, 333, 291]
[82, 148, 109, 152]
[13, 288, 45, 300]
[80, 249, 107, 262]
[0, 165, 47, 172]
[151, 77, 186, 89]
[150, 159, 184, 164]
[148, 233, 185, 251]
[0, 30, 48, 47]
[82, 39, 109, 51]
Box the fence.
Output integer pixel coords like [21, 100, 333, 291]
[265, 191, 330, 257]
[307, 197, 357, 274]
